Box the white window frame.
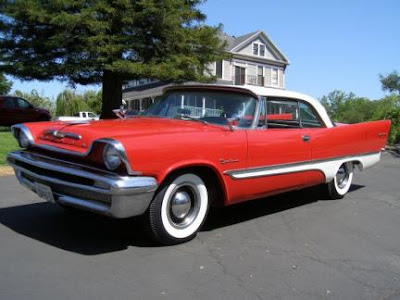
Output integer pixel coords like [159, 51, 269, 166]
[252, 42, 266, 57]
[252, 43, 259, 56]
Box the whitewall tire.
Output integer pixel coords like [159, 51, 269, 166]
[148, 173, 209, 245]
[327, 162, 354, 199]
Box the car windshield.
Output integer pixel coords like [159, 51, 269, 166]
[142, 90, 257, 128]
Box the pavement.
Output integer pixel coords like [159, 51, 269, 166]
[0, 151, 399, 300]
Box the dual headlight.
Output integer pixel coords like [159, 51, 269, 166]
[103, 143, 123, 171]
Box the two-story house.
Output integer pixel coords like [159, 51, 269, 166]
[122, 30, 289, 111]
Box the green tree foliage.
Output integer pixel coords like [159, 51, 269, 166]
[320, 91, 400, 144]
[379, 71, 400, 94]
[0, 73, 12, 94]
[0, 0, 226, 118]
[55, 89, 102, 116]
[83, 90, 102, 114]
[13, 89, 54, 116]
[372, 95, 400, 144]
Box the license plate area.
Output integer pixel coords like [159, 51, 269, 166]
[35, 182, 55, 203]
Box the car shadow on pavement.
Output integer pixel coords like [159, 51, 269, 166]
[0, 184, 365, 254]
[202, 184, 364, 231]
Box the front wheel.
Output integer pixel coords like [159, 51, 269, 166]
[148, 173, 209, 245]
[326, 162, 354, 199]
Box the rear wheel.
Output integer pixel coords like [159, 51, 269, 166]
[326, 162, 353, 199]
[148, 173, 209, 245]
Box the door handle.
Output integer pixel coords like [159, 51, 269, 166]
[302, 135, 311, 142]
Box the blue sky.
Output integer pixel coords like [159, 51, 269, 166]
[10, 0, 400, 101]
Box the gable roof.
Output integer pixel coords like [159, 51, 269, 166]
[218, 30, 289, 64]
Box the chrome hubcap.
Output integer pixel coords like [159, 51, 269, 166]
[336, 163, 349, 188]
[167, 185, 200, 229]
[171, 191, 191, 219]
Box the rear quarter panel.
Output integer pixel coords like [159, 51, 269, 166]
[311, 120, 391, 160]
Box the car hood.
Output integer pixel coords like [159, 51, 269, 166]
[33, 117, 224, 153]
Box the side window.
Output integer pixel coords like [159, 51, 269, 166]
[2, 98, 16, 108]
[299, 102, 322, 128]
[266, 99, 300, 128]
[16, 98, 31, 109]
[88, 112, 96, 118]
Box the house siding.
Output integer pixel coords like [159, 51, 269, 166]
[238, 37, 276, 60]
[278, 69, 284, 88]
[223, 60, 231, 81]
[265, 67, 272, 86]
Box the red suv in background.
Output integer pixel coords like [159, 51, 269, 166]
[0, 96, 51, 126]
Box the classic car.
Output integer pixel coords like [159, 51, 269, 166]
[7, 84, 391, 245]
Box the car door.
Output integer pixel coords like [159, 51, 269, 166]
[235, 97, 325, 201]
[0, 97, 14, 126]
[16, 98, 39, 123]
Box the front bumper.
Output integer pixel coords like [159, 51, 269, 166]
[7, 150, 158, 218]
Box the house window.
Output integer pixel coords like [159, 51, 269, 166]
[257, 66, 264, 86]
[259, 44, 265, 57]
[253, 43, 259, 55]
[271, 68, 278, 86]
[253, 43, 266, 57]
[216, 60, 223, 78]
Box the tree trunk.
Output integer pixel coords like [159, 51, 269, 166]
[100, 70, 123, 119]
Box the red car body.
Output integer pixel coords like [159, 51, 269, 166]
[0, 96, 51, 126]
[7, 85, 391, 244]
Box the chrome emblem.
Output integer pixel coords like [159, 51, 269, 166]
[44, 129, 82, 140]
[219, 158, 240, 165]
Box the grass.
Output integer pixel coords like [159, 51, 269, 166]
[0, 128, 18, 165]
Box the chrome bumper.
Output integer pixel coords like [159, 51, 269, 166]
[7, 150, 158, 218]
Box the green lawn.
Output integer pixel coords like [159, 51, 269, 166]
[0, 129, 18, 165]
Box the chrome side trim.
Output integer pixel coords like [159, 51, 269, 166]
[10, 124, 139, 175]
[224, 151, 381, 181]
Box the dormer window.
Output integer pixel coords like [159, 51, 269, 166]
[253, 43, 259, 55]
[253, 43, 266, 57]
[260, 44, 265, 56]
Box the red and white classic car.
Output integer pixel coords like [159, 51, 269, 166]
[7, 85, 391, 244]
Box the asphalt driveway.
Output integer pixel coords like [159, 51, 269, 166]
[1, 151, 399, 299]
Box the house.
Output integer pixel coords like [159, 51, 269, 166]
[122, 30, 289, 111]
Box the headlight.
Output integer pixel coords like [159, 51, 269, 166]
[19, 130, 31, 148]
[103, 144, 122, 171]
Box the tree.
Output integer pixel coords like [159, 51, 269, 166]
[0, 0, 226, 118]
[373, 94, 400, 144]
[0, 73, 12, 94]
[83, 90, 102, 114]
[379, 71, 400, 94]
[319, 90, 356, 121]
[55, 90, 89, 116]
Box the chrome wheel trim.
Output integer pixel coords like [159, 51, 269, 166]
[167, 183, 200, 229]
[336, 164, 350, 189]
[333, 162, 353, 196]
[160, 174, 208, 239]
